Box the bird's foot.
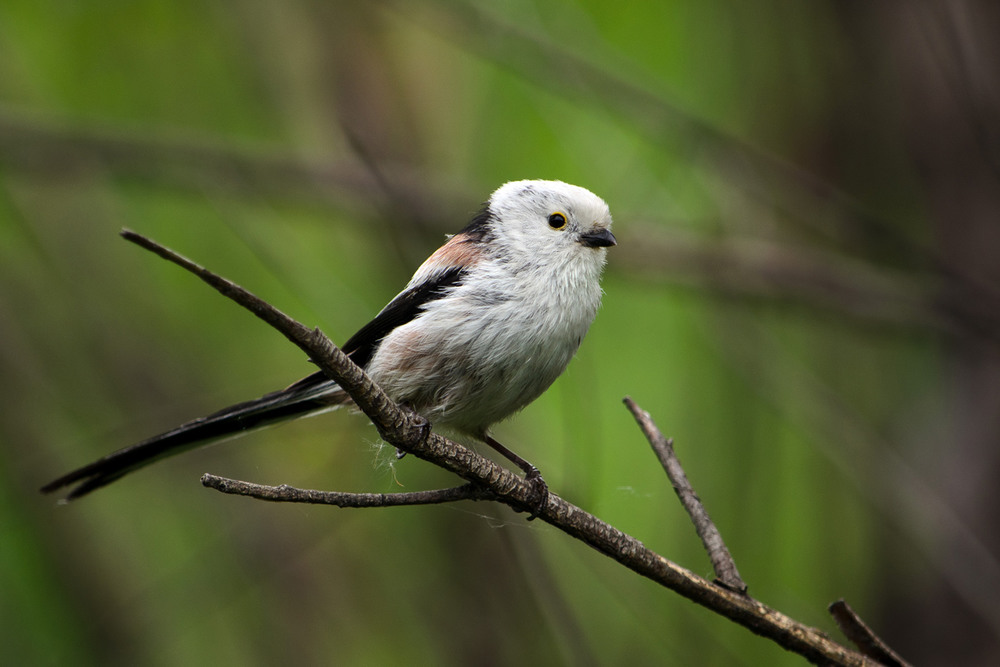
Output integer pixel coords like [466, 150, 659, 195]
[524, 467, 549, 521]
[481, 435, 548, 520]
[395, 402, 431, 460]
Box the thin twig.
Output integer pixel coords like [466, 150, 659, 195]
[202, 475, 496, 506]
[616, 228, 960, 337]
[0, 105, 459, 221]
[122, 229, 876, 666]
[829, 600, 912, 667]
[624, 396, 747, 594]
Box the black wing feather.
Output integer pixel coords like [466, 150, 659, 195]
[340, 265, 466, 368]
[282, 265, 466, 395]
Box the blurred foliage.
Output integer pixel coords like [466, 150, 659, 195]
[2, 1, 999, 665]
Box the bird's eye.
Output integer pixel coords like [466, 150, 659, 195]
[547, 212, 568, 230]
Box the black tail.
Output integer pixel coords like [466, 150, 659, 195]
[41, 372, 346, 500]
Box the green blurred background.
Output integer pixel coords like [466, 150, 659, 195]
[3, 1, 999, 665]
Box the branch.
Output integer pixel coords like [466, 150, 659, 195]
[202, 475, 496, 506]
[0, 105, 465, 225]
[829, 600, 912, 667]
[615, 227, 1000, 346]
[624, 397, 747, 593]
[122, 229, 877, 666]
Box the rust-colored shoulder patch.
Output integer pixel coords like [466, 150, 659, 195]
[426, 233, 483, 270]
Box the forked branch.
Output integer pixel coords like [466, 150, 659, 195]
[121, 229, 895, 666]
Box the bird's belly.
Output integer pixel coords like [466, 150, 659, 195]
[365, 294, 594, 436]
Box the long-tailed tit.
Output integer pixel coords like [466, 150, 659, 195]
[42, 180, 616, 502]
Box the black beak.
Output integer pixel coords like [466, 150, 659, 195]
[579, 228, 617, 248]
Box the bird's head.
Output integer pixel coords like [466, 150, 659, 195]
[469, 180, 615, 270]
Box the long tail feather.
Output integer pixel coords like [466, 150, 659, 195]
[41, 372, 347, 499]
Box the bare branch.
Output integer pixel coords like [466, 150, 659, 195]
[617, 229, 945, 334]
[616, 227, 1000, 346]
[624, 396, 747, 594]
[829, 600, 912, 667]
[122, 229, 878, 666]
[0, 106, 466, 226]
[202, 475, 495, 506]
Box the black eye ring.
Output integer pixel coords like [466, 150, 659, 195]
[548, 212, 568, 229]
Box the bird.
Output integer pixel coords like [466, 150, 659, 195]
[42, 179, 616, 502]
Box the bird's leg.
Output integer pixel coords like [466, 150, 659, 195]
[484, 435, 548, 519]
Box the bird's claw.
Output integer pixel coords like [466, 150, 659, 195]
[396, 402, 431, 460]
[524, 468, 549, 521]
